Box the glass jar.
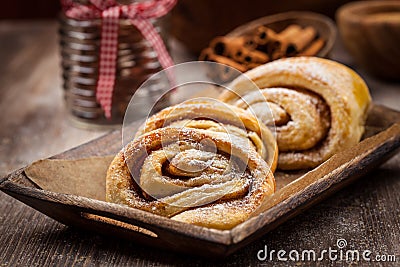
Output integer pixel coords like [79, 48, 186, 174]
[59, 4, 170, 129]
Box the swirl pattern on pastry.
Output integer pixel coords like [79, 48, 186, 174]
[219, 57, 371, 170]
[106, 127, 275, 229]
[135, 99, 278, 172]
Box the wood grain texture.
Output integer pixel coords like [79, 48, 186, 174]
[1, 20, 400, 266]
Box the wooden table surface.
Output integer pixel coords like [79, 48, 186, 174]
[0, 20, 399, 266]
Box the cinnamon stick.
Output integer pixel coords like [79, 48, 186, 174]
[253, 26, 283, 57]
[242, 35, 258, 50]
[254, 26, 281, 45]
[282, 26, 318, 56]
[244, 62, 262, 70]
[293, 26, 317, 51]
[199, 48, 247, 72]
[279, 24, 302, 40]
[200, 24, 324, 74]
[209, 36, 269, 64]
[298, 38, 325, 56]
[235, 48, 269, 64]
[210, 36, 247, 56]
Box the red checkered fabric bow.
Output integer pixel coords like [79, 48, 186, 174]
[62, 0, 176, 118]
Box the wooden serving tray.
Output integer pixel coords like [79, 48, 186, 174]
[1, 104, 399, 258]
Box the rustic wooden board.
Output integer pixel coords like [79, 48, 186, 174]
[1, 104, 399, 258]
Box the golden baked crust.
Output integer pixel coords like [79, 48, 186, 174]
[219, 57, 372, 170]
[106, 127, 275, 230]
[136, 99, 278, 172]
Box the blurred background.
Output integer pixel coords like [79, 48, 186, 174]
[1, 0, 357, 54]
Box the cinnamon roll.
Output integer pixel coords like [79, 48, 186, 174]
[135, 99, 278, 172]
[219, 57, 371, 170]
[106, 127, 275, 229]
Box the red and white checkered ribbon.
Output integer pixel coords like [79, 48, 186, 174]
[62, 0, 176, 118]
